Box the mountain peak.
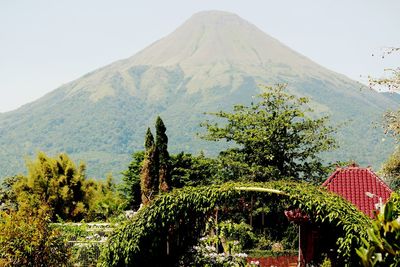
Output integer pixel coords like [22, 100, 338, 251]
[127, 10, 310, 70]
[187, 10, 243, 25]
[63, 11, 332, 100]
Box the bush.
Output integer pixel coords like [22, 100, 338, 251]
[356, 199, 400, 266]
[218, 220, 256, 251]
[0, 205, 69, 266]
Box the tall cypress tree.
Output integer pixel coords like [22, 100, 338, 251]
[156, 116, 171, 192]
[140, 128, 159, 204]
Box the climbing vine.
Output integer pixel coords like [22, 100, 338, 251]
[99, 181, 370, 266]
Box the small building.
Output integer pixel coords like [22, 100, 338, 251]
[322, 164, 393, 218]
[289, 164, 394, 267]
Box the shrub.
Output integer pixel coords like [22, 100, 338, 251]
[356, 199, 400, 266]
[0, 205, 69, 266]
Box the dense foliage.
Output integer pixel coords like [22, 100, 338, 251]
[140, 117, 172, 205]
[2, 152, 123, 222]
[120, 151, 144, 210]
[0, 176, 18, 211]
[0, 205, 69, 266]
[84, 174, 124, 221]
[156, 116, 171, 192]
[380, 147, 400, 190]
[13, 152, 89, 221]
[140, 128, 159, 204]
[121, 151, 219, 209]
[356, 194, 400, 266]
[100, 181, 370, 266]
[201, 84, 336, 182]
[169, 152, 218, 187]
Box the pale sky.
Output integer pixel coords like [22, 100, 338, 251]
[1, 0, 399, 112]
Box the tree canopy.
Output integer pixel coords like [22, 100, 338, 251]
[120, 151, 144, 210]
[201, 84, 336, 182]
[13, 152, 88, 221]
[4, 152, 122, 222]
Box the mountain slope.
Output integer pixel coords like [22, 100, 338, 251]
[0, 11, 398, 178]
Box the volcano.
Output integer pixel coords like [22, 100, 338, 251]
[0, 11, 397, 178]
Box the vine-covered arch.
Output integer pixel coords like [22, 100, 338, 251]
[100, 181, 370, 266]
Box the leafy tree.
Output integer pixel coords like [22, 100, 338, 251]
[13, 152, 88, 221]
[6, 152, 122, 222]
[201, 84, 336, 182]
[381, 109, 400, 141]
[380, 147, 400, 191]
[156, 116, 171, 192]
[140, 128, 159, 204]
[170, 152, 219, 187]
[123, 117, 168, 206]
[120, 151, 144, 210]
[0, 176, 19, 211]
[85, 174, 124, 221]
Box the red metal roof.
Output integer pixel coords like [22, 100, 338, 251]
[322, 164, 393, 218]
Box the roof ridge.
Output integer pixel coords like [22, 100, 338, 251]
[366, 168, 393, 193]
[321, 168, 340, 187]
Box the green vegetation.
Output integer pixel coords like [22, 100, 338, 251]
[53, 222, 115, 266]
[380, 147, 400, 190]
[85, 174, 124, 221]
[0, 205, 69, 267]
[376, 48, 400, 191]
[120, 151, 144, 210]
[0, 74, 398, 266]
[12, 152, 88, 221]
[169, 152, 218, 187]
[140, 117, 171, 205]
[140, 128, 159, 205]
[156, 116, 171, 192]
[356, 194, 400, 266]
[201, 84, 336, 182]
[0, 176, 18, 211]
[121, 151, 218, 209]
[0, 152, 124, 266]
[7, 152, 123, 222]
[100, 181, 370, 266]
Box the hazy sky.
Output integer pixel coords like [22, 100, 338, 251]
[1, 0, 399, 112]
